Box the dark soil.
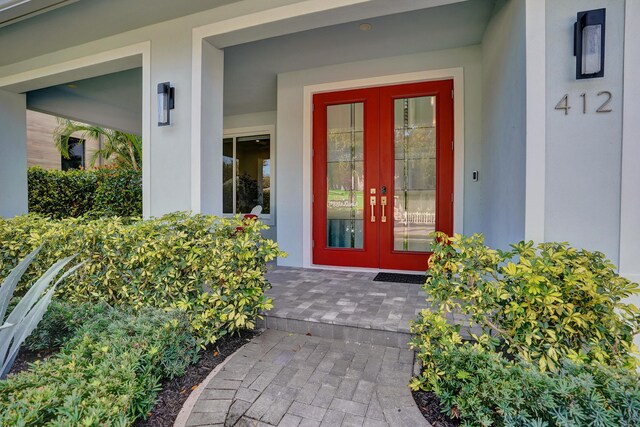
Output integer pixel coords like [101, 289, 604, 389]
[7, 348, 56, 376]
[413, 390, 461, 427]
[136, 331, 255, 427]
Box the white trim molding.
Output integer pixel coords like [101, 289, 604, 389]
[524, 0, 546, 243]
[0, 41, 152, 218]
[301, 68, 465, 268]
[619, 0, 640, 278]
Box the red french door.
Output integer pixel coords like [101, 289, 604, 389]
[313, 80, 453, 271]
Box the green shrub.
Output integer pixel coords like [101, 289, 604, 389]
[0, 306, 198, 426]
[410, 233, 640, 426]
[23, 300, 110, 352]
[416, 342, 639, 427]
[28, 167, 96, 218]
[27, 166, 142, 218]
[0, 213, 283, 345]
[91, 168, 142, 217]
[416, 233, 640, 371]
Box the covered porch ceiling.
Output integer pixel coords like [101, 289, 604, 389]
[223, 0, 495, 116]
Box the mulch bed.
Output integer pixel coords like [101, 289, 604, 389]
[136, 330, 255, 427]
[8, 349, 56, 376]
[413, 391, 460, 427]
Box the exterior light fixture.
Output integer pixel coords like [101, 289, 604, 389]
[157, 82, 175, 126]
[574, 8, 605, 79]
[358, 23, 372, 31]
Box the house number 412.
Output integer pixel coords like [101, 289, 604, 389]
[555, 91, 613, 115]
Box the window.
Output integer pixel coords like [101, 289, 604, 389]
[61, 137, 85, 171]
[223, 130, 273, 219]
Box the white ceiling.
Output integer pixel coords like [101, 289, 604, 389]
[223, 0, 495, 116]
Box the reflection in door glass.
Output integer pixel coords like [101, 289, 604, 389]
[326, 103, 364, 248]
[393, 96, 436, 252]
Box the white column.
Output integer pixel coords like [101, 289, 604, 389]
[524, 0, 546, 243]
[191, 38, 224, 215]
[0, 90, 27, 217]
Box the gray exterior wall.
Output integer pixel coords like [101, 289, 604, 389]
[480, 0, 527, 249]
[545, 0, 625, 265]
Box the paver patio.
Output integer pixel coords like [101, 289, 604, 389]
[183, 329, 429, 427]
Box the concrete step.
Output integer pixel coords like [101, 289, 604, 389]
[257, 314, 414, 349]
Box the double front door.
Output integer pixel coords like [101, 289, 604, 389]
[312, 80, 454, 271]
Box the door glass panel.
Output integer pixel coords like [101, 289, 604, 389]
[393, 96, 436, 252]
[326, 103, 364, 249]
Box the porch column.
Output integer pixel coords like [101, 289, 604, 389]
[191, 39, 224, 215]
[0, 89, 28, 217]
[201, 41, 224, 214]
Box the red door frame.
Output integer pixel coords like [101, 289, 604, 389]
[312, 80, 454, 271]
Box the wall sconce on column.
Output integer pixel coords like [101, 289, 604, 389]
[574, 8, 606, 79]
[157, 82, 175, 126]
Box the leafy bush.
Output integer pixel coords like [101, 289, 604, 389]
[410, 233, 640, 426]
[92, 167, 142, 217]
[0, 306, 198, 426]
[23, 300, 110, 352]
[28, 167, 96, 218]
[415, 340, 639, 427]
[0, 213, 283, 345]
[28, 166, 142, 218]
[417, 233, 639, 371]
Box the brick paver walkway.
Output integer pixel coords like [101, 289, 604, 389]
[183, 330, 429, 427]
[265, 268, 427, 334]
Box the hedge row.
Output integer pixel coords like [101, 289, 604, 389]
[0, 213, 284, 345]
[28, 166, 142, 218]
[0, 306, 199, 426]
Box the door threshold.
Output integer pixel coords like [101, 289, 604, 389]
[299, 263, 425, 275]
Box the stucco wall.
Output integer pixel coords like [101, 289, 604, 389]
[0, 89, 27, 217]
[545, 0, 625, 265]
[480, 0, 527, 250]
[620, 1, 640, 282]
[276, 46, 483, 267]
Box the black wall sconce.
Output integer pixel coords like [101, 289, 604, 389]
[574, 8, 606, 80]
[157, 82, 175, 126]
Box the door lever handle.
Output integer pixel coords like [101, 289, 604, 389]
[381, 196, 387, 223]
[370, 195, 377, 222]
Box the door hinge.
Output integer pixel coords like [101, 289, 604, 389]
[312, 240, 315, 248]
[312, 148, 314, 157]
[451, 140, 454, 151]
[451, 193, 454, 204]
[451, 89, 454, 99]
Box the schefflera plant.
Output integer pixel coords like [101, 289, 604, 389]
[0, 247, 83, 378]
[411, 233, 640, 374]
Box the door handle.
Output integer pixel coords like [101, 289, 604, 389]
[381, 196, 387, 223]
[370, 195, 377, 222]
